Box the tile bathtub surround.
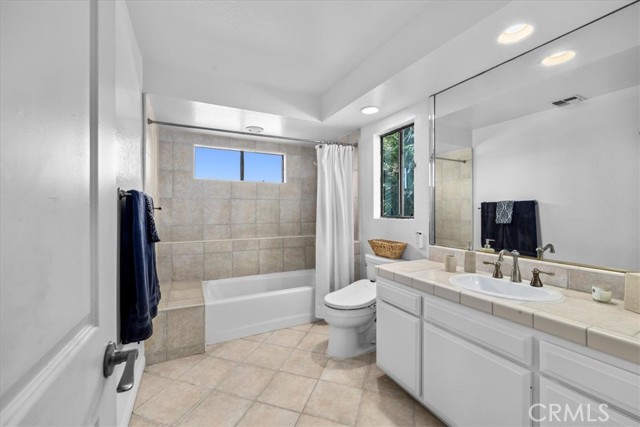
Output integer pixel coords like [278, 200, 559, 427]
[131, 322, 445, 427]
[156, 128, 318, 243]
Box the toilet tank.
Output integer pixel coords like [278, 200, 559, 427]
[365, 253, 405, 281]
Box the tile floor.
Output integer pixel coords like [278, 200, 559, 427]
[130, 321, 445, 427]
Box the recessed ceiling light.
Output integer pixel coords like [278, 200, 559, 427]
[541, 50, 576, 66]
[497, 23, 534, 44]
[360, 106, 379, 115]
[245, 126, 264, 133]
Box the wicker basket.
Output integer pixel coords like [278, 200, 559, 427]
[368, 239, 407, 259]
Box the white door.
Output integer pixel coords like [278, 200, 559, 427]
[376, 301, 421, 396]
[1, 1, 119, 425]
[423, 322, 532, 427]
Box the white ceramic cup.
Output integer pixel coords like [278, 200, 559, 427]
[592, 286, 612, 303]
[444, 255, 457, 273]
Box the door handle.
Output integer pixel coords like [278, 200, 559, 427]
[103, 341, 139, 393]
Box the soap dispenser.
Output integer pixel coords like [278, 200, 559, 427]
[464, 241, 476, 273]
[479, 239, 495, 253]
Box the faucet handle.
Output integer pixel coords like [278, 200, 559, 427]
[530, 268, 555, 287]
[482, 261, 504, 279]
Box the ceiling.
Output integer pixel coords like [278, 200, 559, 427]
[126, 0, 633, 142]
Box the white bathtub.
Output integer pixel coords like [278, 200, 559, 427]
[203, 269, 316, 344]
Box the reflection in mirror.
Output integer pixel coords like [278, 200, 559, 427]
[430, 2, 639, 271]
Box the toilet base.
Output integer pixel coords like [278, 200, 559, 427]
[326, 317, 376, 359]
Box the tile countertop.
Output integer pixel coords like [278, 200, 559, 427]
[377, 260, 640, 365]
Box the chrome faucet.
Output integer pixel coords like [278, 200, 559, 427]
[536, 243, 556, 260]
[498, 249, 521, 283]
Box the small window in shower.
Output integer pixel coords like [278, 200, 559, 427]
[194, 146, 284, 183]
[380, 123, 414, 218]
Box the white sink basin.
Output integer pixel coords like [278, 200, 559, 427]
[449, 274, 563, 302]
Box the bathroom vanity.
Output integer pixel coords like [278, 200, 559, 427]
[376, 260, 640, 427]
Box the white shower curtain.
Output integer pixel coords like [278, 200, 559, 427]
[315, 144, 354, 319]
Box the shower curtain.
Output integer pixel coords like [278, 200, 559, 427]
[315, 144, 354, 319]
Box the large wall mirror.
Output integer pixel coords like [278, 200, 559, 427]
[429, 2, 639, 271]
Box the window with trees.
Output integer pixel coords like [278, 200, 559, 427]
[381, 124, 414, 218]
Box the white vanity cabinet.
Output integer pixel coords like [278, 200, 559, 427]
[423, 322, 532, 427]
[376, 280, 422, 396]
[376, 277, 640, 427]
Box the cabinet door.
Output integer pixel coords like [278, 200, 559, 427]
[376, 300, 421, 396]
[423, 322, 532, 427]
[539, 377, 639, 427]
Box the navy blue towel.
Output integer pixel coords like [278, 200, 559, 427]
[120, 190, 161, 344]
[481, 200, 539, 257]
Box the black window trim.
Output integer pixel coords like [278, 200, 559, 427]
[380, 123, 414, 219]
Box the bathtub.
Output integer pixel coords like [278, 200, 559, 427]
[203, 269, 316, 344]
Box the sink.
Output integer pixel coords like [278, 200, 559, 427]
[449, 274, 563, 302]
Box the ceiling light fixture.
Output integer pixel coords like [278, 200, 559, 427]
[360, 106, 379, 115]
[497, 23, 534, 44]
[541, 50, 576, 66]
[245, 126, 264, 133]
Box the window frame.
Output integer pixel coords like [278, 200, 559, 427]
[380, 123, 414, 219]
[193, 145, 285, 183]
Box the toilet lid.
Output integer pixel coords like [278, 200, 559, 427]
[324, 279, 376, 310]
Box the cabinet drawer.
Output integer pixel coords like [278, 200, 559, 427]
[377, 280, 421, 316]
[424, 296, 533, 366]
[539, 377, 639, 427]
[540, 341, 640, 417]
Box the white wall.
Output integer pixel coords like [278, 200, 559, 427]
[473, 86, 639, 271]
[116, 1, 144, 191]
[359, 101, 429, 276]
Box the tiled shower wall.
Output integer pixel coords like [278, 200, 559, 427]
[155, 128, 318, 281]
[435, 147, 472, 249]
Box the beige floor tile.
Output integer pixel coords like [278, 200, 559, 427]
[281, 349, 328, 378]
[320, 359, 370, 388]
[304, 380, 363, 426]
[258, 371, 317, 412]
[364, 364, 408, 397]
[414, 402, 446, 427]
[289, 323, 315, 332]
[237, 402, 300, 427]
[144, 354, 206, 380]
[245, 343, 293, 370]
[297, 333, 329, 354]
[179, 356, 236, 389]
[296, 414, 350, 427]
[216, 363, 276, 399]
[134, 373, 174, 410]
[135, 380, 209, 426]
[209, 338, 260, 362]
[266, 329, 307, 348]
[355, 390, 415, 427]
[309, 322, 330, 336]
[177, 391, 252, 427]
[129, 414, 166, 427]
[242, 331, 274, 342]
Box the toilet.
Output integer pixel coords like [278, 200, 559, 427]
[323, 253, 404, 359]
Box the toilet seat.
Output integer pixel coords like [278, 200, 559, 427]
[324, 279, 376, 310]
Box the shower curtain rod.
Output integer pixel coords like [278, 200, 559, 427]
[435, 156, 467, 164]
[147, 119, 357, 147]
